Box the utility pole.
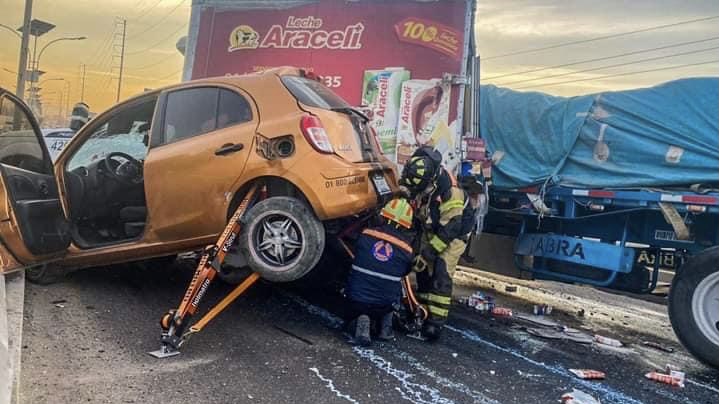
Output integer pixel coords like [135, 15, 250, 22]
[116, 18, 126, 102]
[80, 63, 86, 101]
[15, 0, 33, 100]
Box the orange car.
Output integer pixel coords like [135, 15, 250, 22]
[0, 67, 397, 283]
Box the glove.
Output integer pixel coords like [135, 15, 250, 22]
[412, 255, 428, 273]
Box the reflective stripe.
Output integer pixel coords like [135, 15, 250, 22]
[428, 235, 447, 252]
[416, 293, 428, 301]
[351, 265, 402, 282]
[428, 305, 449, 317]
[439, 199, 464, 213]
[362, 229, 413, 253]
[427, 293, 451, 305]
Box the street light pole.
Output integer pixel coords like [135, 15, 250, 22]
[15, 0, 33, 99]
[0, 23, 22, 39]
[35, 36, 87, 78]
[80, 63, 86, 102]
[64, 80, 71, 118]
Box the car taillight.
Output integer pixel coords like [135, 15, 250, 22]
[300, 115, 333, 154]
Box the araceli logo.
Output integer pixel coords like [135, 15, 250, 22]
[228, 16, 364, 52]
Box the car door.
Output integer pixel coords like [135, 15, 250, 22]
[0, 89, 70, 273]
[142, 85, 257, 242]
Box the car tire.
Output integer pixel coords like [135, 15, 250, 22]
[25, 264, 67, 285]
[239, 196, 325, 283]
[668, 246, 719, 369]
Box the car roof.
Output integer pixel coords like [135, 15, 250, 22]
[99, 66, 304, 118]
[127, 66, 302, 99]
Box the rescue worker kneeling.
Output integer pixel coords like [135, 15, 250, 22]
[344, 198, 416, 346]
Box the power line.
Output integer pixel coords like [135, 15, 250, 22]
[482, 36, 719, 81]
[126, 22, 188, 55]
[132, 0, 164, 22]
[497, 45, 719, 86]
[154, 68, 182, 81]
[514, 59, 719, 90]
[127, 0, 187, 40]
[480, 15, 719, 61]
[128, 53, 181, 70]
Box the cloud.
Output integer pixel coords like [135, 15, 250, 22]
[477, 0, 719, 95]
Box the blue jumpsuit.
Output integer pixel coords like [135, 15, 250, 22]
[345, 224, 414, 319]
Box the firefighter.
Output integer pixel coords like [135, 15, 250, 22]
[344, 198, 416, 346]
[399, 146, 482, 341]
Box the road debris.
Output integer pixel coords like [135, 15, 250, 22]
[505, 285, 518, 293]
[560, 388, 601, 404]
[465, 291, 495, 312]
[645, 371, 685, 388]
[642, 340, 674, 353]
[491, 307, 513, 317]
[526, 327, 593, 344]
[594, 334, 623, 347]
[533, 304, 553, 315]
[514, 313, 560, 328]
[50, 299, 67, 305]
[569, 369, 606, 380]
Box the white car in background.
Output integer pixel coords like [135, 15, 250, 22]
[41, 128, 75, 161]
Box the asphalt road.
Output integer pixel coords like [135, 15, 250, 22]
[20, 259, 719, 404]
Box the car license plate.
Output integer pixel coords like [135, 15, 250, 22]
[372, 174, 391, 195]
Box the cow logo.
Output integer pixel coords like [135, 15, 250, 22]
[372, 241, 394, 262]
[229, 25, 260, 51]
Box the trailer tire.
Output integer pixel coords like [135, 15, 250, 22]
[668, 246, 719, 369]
[240, 196, 325, 283]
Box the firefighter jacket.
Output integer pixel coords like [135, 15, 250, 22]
[423, 169, 476, 253]
[345, 224, 415, 308]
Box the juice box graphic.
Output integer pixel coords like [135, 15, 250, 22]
[361, 67, 410, 162]
[395, 79, 451, 166]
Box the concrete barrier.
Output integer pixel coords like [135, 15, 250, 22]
[0, 272, 24, 404]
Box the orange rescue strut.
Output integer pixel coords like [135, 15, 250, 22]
[149, 184, 262, 358]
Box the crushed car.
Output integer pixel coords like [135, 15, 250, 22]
[0, 67, 396, 284]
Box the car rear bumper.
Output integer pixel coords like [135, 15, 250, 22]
[295, 154, 398, 220]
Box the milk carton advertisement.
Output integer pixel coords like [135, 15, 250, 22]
[395, 79, 452, 166]
[361, 67, 410, 162]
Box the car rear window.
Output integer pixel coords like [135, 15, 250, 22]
[281, 76, 349, 110]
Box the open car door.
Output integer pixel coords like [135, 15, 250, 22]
[0, 88, 70, 273]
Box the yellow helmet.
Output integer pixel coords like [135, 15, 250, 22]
[380, 198, 414, 229]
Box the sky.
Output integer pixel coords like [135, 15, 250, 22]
[0, 0, 717, 120]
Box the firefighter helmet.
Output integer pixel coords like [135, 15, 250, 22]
[400, 154, 440, 196]
[380, 198, 414, 229]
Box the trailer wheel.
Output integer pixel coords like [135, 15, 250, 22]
[668, 246, 719, 369]
[240, 196, 325, 282]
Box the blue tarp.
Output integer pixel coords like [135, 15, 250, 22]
[480, 78, 719, 189]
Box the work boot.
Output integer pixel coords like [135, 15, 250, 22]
[377, 312, 395, 341]
[422, 323, 442, 342]
[354, 315, 371, 346]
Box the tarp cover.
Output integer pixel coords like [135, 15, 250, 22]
[480, 78, 719, 189]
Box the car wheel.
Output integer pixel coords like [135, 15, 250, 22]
[240, 196, 324, 282]
[668, 246, 719, 369]
[25, 264, 67, 285]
